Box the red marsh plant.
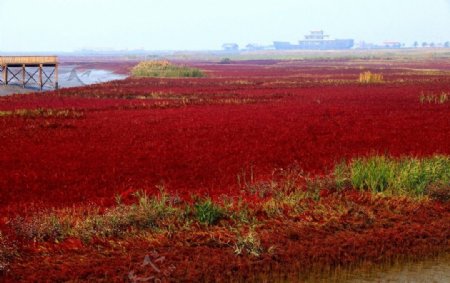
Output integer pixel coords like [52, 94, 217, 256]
[4, 169, 450, 281]
[8, 156, 450, 245]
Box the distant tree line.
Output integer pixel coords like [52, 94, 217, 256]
[413, 41, 450, 48]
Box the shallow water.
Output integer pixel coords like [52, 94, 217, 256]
[0, 65, 127, 96]
[57, 65, 127, 88]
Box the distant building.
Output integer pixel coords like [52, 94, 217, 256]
[245, 44, 266, 51]
[356, 41, 378, 49]
[222, 43, 239, 52]
[383, 42, 402, 48]
[304, 30, 330, 40]
[274, 31, 354, 50]
[273, 41, 296, 50]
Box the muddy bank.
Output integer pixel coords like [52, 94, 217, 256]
[339, 255, 450, 283]
[0, 86, 35, 96]
[356, 261, 450, 283]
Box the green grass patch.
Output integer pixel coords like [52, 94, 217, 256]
[131, 60, 205, 78]
[194, 198, 224, 225]
[335, 155, 450, 197]
[11, 189, 182, 243]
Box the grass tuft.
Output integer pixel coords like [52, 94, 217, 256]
[219, 57, 232, 64]
[359, 71, 384, 83]
[131, 61, 205, 78]
[419, 91, 449, 104]
[194, 198, 224, 225]
[234, 230, 263, 257]
[335, 155, 450, 197]
[12, 188, 181, 243]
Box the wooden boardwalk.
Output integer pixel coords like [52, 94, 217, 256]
[0, 56, 59, 90]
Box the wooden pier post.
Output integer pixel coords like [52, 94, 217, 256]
[22, 64, 26, 88]
[39, 64, 43, 91]
[3, 65, 8, 85]
[55, 64, 59, 90]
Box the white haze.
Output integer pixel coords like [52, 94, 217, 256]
[0, 0, 449, 52]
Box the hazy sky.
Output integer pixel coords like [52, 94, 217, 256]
[0, 0, 449, 52]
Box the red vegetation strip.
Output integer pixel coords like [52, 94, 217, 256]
[4, 190, 449, 282]
[1, 58, 450, 281]
[1, 61, 450, 216]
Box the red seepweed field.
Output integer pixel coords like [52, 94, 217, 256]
[1, 57, 449, 281]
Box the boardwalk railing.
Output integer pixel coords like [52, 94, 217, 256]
[0, 56, 59, 90]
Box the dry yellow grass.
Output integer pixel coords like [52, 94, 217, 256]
[359, 71, 384, 83]
[131, 60, 204, 78]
